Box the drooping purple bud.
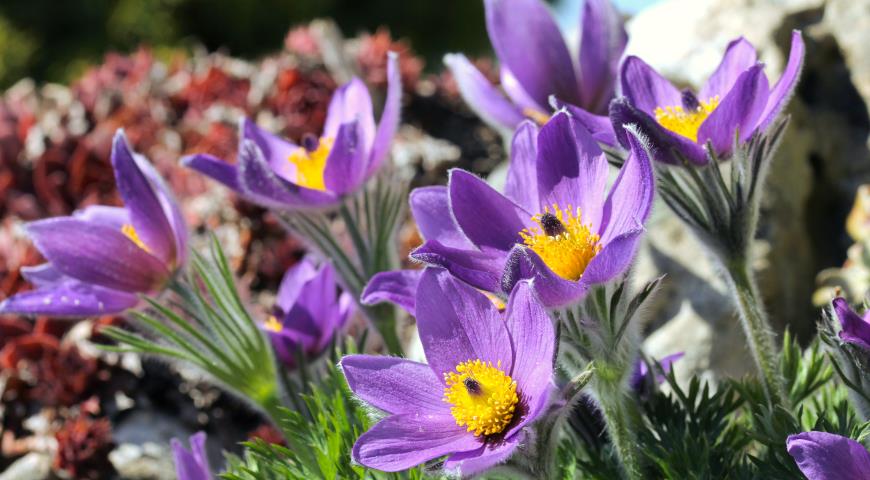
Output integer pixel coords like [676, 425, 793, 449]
[681, 89, 701, 111]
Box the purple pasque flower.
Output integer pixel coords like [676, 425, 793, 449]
[786, 431, 870, 479]
[609, 31, 805, 165]
[0, 130, 187, 318]
[261, 257, 352, 369]
[172, 431, 213, 480]
[628, 352, 683, 395]
[445, 0, 626, 132]
[342, 267, 555, 475]
[411, 111, 655, 308]
[832, 297, 870, 350]
[183, 53, 401, 210]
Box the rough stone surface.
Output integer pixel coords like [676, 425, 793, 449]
[629, 0, 870, 381]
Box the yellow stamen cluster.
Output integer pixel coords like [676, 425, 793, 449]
[653, 96, 720, 142]
[264, 315, 283, 333]
[443, 359, 518, 436]
[121, 224, 150, 253]
[522, 108, 551, 126]
[287, 137, 334, 191]
[520, 205, 602, 281]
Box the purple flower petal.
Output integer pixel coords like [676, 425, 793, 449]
[697, 64, 769, 156]
[501, 67, 546, 113]
[699, 37, 758, 100]
[504, 121, 541, 212]
[341, 355, 449, 415]
[367, 52, 402, 176]
[27, 218, 168, 292]
[361, 269, 421, 317]
[599, 126, 655, 242]
[443, 433, 522, 476]
[620, 56, 681, 115]
[0, 281, 139, 318]
[409, 186, 468, 249]
[414, 268, 514, 379]
[240, 118, 298, 182]
[134, 154, 188, 268]
[111, 131, 176, 264]
[504, 245, 589, 308]
[411, 240, 505, 294]
[503, 281, 554, 437]
[758, 30, 805, 131]
[172, 432, 212, 480]
[352, 413, 481, 472]
[557, 100, 619, 147]
[443, 53, 525, 131]
[323, 78, 376, 151]
[786, 431, 870, 480]
[323, 120, 367, 195]
[20, 264, 65, 287]
[582, 229, 644, 285]
[275, 257, 319, 312]
[834, 297, 870, 350]
[181, 154, 241, 192]
[578, 0, 627, 113]
[237, 140, 337, 209]
[609, 97, 708, 165]
[73, 205, 129, 230]
[485, 0, 578, 106]
[537, 112, 608, 229]
[448, 169, 531, 251]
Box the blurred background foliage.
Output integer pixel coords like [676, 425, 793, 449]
[0, 0, 500, 88]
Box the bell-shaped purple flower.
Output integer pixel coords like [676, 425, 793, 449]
[262, 258, 352, 369]
[342, 267, 555, 475]
[0, 130, 188, 318]
[445, 0, 626, 132]
[172, 432, 213, 480]
[183, 53, 401, 209]
[786, 431, 870, 479]
[833, 297, 870, 350]
[411, 112, 655, 308]
[608, 31, 805, 164]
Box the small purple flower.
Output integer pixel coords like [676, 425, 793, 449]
[172, 432, 212, 480]
[342, 268, 555, 475]
[608, 31, 805, 165]
[0, 130, 187, 318]
[410, 112, 655, 308]
[445, 0, 626, 132]
[628, 352, 684, 395]
[786, 431, 870, 479]
[183, 53, 401, 209]
[262, 258, 352, 369]
[833, 297, 870, 350]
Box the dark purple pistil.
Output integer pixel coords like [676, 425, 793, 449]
[681, 89, 700, 111]
[540, 212, 566, 236]
[464, 377, 482, 395]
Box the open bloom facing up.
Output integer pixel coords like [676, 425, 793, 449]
[183, 53, 401, 209]
[786, 431, 870, 479]
[445, 0, 625, 132]
[342, 268, 554, 475]
[410, 112, 654, 308]
[608, 31, 804, 165]
[172, 432, 213, 480]
[832, 297, 870, 350]
[0, 130, 187, 318]
[262, 258, 352, 369]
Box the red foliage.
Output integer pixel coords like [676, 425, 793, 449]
[54, 414, 116, 479]
[356, 28, 424, 92]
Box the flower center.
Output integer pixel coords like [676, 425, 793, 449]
[121, 224, 150, 253]
[653, 90, 720, 142]
[287, 135, 334, 191]
[443, 359, 518, 436]
[519, 205, 602, 281]
[264, 315, 283, 333]
[522, 108, 551, 126]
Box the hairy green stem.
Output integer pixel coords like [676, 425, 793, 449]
[364, 303, 402, 356]
[595, 375, 643, 480]
[722, 256, 787, 407]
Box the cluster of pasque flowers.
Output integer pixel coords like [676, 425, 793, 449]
[8, 0, 870, 477]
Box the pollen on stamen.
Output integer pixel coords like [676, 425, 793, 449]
[654, 95, 720, 143]
[520, 204, 602, 282]
[264, 315, 284, 333]
[443, 359, 518, 437]
[121, 224, 151, 253]
[287, 137, 334, 191]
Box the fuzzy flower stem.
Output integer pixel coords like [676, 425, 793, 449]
[722, 255, 788, 407]
[595, 367, 643, 480]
